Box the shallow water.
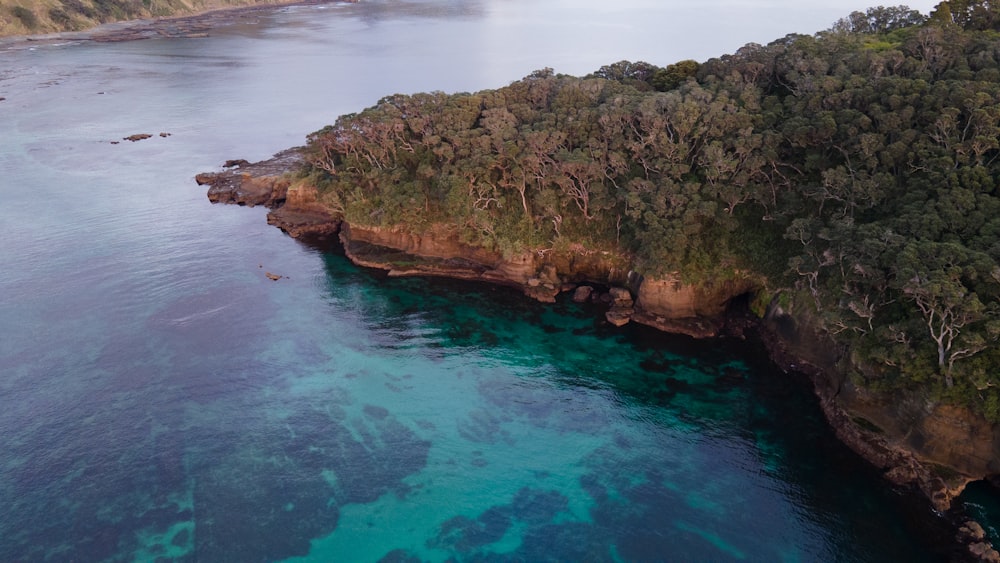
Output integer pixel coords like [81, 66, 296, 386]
[0, 0, 973, 560]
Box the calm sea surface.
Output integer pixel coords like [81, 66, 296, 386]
[0, 0, 977, 560]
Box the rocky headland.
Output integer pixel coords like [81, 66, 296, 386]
[198, 149, 1000, 561]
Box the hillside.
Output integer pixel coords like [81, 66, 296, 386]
[0, 0, 323, 37]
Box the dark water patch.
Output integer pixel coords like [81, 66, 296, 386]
[145, 286, 276, 360]
[511, 488, 569, 525]
[715, 365, 748, 390]
[430, 488, 570, 557]
[961, 481, 1000, 543]
[184, 399, 431, 561]
[639, 356, 674, 373]
[364, 404, 390, 420]
[516, 521, 612, 561]
[457, 408, 513, 445]
[378, 548, 423, 563]
[431, 508, 512, 552]
[192, 453, 337, 561]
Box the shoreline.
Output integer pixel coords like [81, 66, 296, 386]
[293, 220, 990, 562]
[0, 0, 352, 50]
[198, 151, 1000, 561]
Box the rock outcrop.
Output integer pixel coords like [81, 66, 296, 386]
[198, 151, 758, 335]
[196, 148, 301, 207]
[337, 221, 758, 335]
[196, 148, 339, 239]
[200, 152, 1000, 556]
[761, 305, 1000, 526]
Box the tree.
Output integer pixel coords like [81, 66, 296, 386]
[650, 60, 700, 91]
[896, 241, 994, 387]
[830, 5, 926, 34]
[930, 0, 1000, 30]
[591, 60, 658, 87]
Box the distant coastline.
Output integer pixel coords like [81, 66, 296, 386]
[0, 0, 353, 47]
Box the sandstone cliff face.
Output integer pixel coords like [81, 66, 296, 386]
[917, 405, 1000, 477]
[839, 383, 1000, 510]
[338, 222, 757, 337]
[266, 179, 341, 239]
[341, 223, 625, 301]
[764, 307, 1000, 515]
[630, 275, 760, 337]
[637, 275, 756, 318]
[197, 151, 759, 333]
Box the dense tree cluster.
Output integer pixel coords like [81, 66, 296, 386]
[302, 2, 1000, 417]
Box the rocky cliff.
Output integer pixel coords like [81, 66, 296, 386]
[199, 151, 1000, 560]
[197, 150, 757, 336]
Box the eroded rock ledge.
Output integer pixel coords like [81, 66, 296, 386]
[196, 148, 339, 239]
[196, 150, 755, 336]
[198, 151, 1000, 561]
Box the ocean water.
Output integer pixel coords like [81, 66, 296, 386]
[0, 0, 978, 560]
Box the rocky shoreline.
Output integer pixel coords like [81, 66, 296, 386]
[197, 150, 1000, 561]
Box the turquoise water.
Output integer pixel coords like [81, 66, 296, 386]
[0, 233, 956, 560]
[0, 0, 978, 560]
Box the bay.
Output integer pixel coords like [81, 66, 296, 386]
[0, 0, 969, 560]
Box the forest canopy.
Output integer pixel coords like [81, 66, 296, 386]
[300, 1, 1000, 418]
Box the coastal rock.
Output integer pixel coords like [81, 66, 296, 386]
[761, 309, 1000, 513]
[969, 542, 1000, 562]
[961, 521, 988, 541]
[629, 275, 756, 337]
[636, 275, 755, 320]
[201, 155, 755, 334]
[629, 310, 725, 339]
[609, 286, 633, 307]
[266, 178, 340, 238]
[572, 285, 593, 303]
[200, 148, 340, 238]
[198, 148, 304, 208]
[605, 306, 633, 327]
[342, 223, 503, 272]
[911, 405, 1000, 479]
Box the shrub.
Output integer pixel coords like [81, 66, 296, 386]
[11, 6, 38, 29]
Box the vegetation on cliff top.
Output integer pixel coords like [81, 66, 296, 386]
[301, 2, 1000, 419]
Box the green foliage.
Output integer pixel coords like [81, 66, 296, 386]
[930, 0, 1000, 31]
[651, 60, 700, 91]
[48, 7, 73, 27]
[11, 5, 38, 28]
[300, 8, 1000, 417]
[830, 5, 926, 34]
[91, 0, 144, 22]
